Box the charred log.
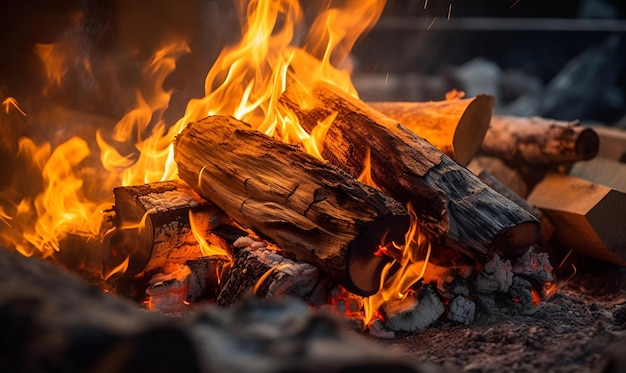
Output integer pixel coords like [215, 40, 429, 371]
[109, 180, 231, 275]
[279, 81, 540, 261]
[173, 115, 410, 296]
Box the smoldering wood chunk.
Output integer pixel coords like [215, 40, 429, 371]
[185, 256, 232, 303]
[481, 116, 599, 168]
[475, 254, 514, 294]
[446, 295, 476, 325]
[217, 243, 326, 307]
[174, 115, 410, 296]
[527, 173, 626, 266]
[382, 285, 445, 332]
[110, 180, 231, 275]
[369, 94, 494, 166]
[280, 81, 540, 262]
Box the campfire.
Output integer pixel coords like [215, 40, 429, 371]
[1, 0, 625, 372]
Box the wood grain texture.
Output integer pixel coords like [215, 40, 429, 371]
[174, 115, 410, 296]
[481, 116, 599, 167]
[279, 81, 539, 261]
[369, 94, 494, 166]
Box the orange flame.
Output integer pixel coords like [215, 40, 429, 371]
[1, 0, 430, 313]
[363, 204, 430, 325]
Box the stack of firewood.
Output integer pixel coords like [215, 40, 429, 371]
[107, 81, 625, 332]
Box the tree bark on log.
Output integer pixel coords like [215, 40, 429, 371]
[369, 94, 494, 166]
[279, 81, 539, 261]
[110, 180, 231, 275]
[174, 115, 411, 296]
[481, 116, 600, 167]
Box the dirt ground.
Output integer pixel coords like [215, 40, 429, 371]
[371, 261, 626, 373]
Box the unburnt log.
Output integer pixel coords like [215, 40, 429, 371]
[174, 115, 410, 296]
[527, 173, 626, 266]
[279, 81, 539, 261]
[110, 180, 231, 275]
[369, 94, 494, 166]
[481, 116, 600, 168]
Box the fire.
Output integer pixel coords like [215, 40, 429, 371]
[0, 0, 434, 323]
[364, 204, 431, 324]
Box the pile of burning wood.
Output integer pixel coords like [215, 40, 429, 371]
[105, 80, 624, 336]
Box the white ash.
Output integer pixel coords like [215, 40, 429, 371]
[368, 319, 395, 339]
[139, 190, 202, 213]
[475, 253, 513, 293]
[447, 295, 476, 325]
[382, 285, 445, 332]
[508, 276, 535, 310]
[512, 250, 554, 283]
[145, 265, 192, 313]
[322, 286, 364, 317]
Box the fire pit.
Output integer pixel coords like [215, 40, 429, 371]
[0, 1, 625, 372]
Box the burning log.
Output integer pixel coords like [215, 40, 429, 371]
[279, 81, 540, 261]
[369, 93, 495, 166]
[173, 115, 411, 296]
[527, 173, 626, 266]
[481, 116, 600, 168]
[110, 180, 231, 275]
[217, 236, 327, 307]
[381, 285, 445, 332]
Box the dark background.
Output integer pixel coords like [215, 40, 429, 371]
[0, 0, 624, 124]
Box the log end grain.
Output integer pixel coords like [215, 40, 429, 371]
[453, 94, 494, 166]
[575, 127, 600, 161]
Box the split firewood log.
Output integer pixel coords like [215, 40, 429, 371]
[279, 81, 539, 262]
[174, 115, 411, 296]
[569, 157, 626, 194]
[481, 116, 600, 168]
[527, 173, 626, 266]
[109, 180, 231, 275]
[369, 93, 494, 166]
[590, 125, 626, 161]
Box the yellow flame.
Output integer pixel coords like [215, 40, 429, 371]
[363, 204, 431, 325]
[357, 147, 380, 189]
[2, 97, 27, 116]
[0, 0, 392, 283]
[188, 210, 229, 257]
[104, 255, 130, 281]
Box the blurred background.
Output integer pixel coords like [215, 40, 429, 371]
[0, 0, 624, 126]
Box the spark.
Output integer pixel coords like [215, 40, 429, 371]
[558, 248, 574, 269]
[424, 0, 428, 10]
[427, 17, 437, 30]
[384, 72, 389, 85]
[509, 0, 521, 10]
[2, 97, 27, 116]
[447, 4, 452, 20]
